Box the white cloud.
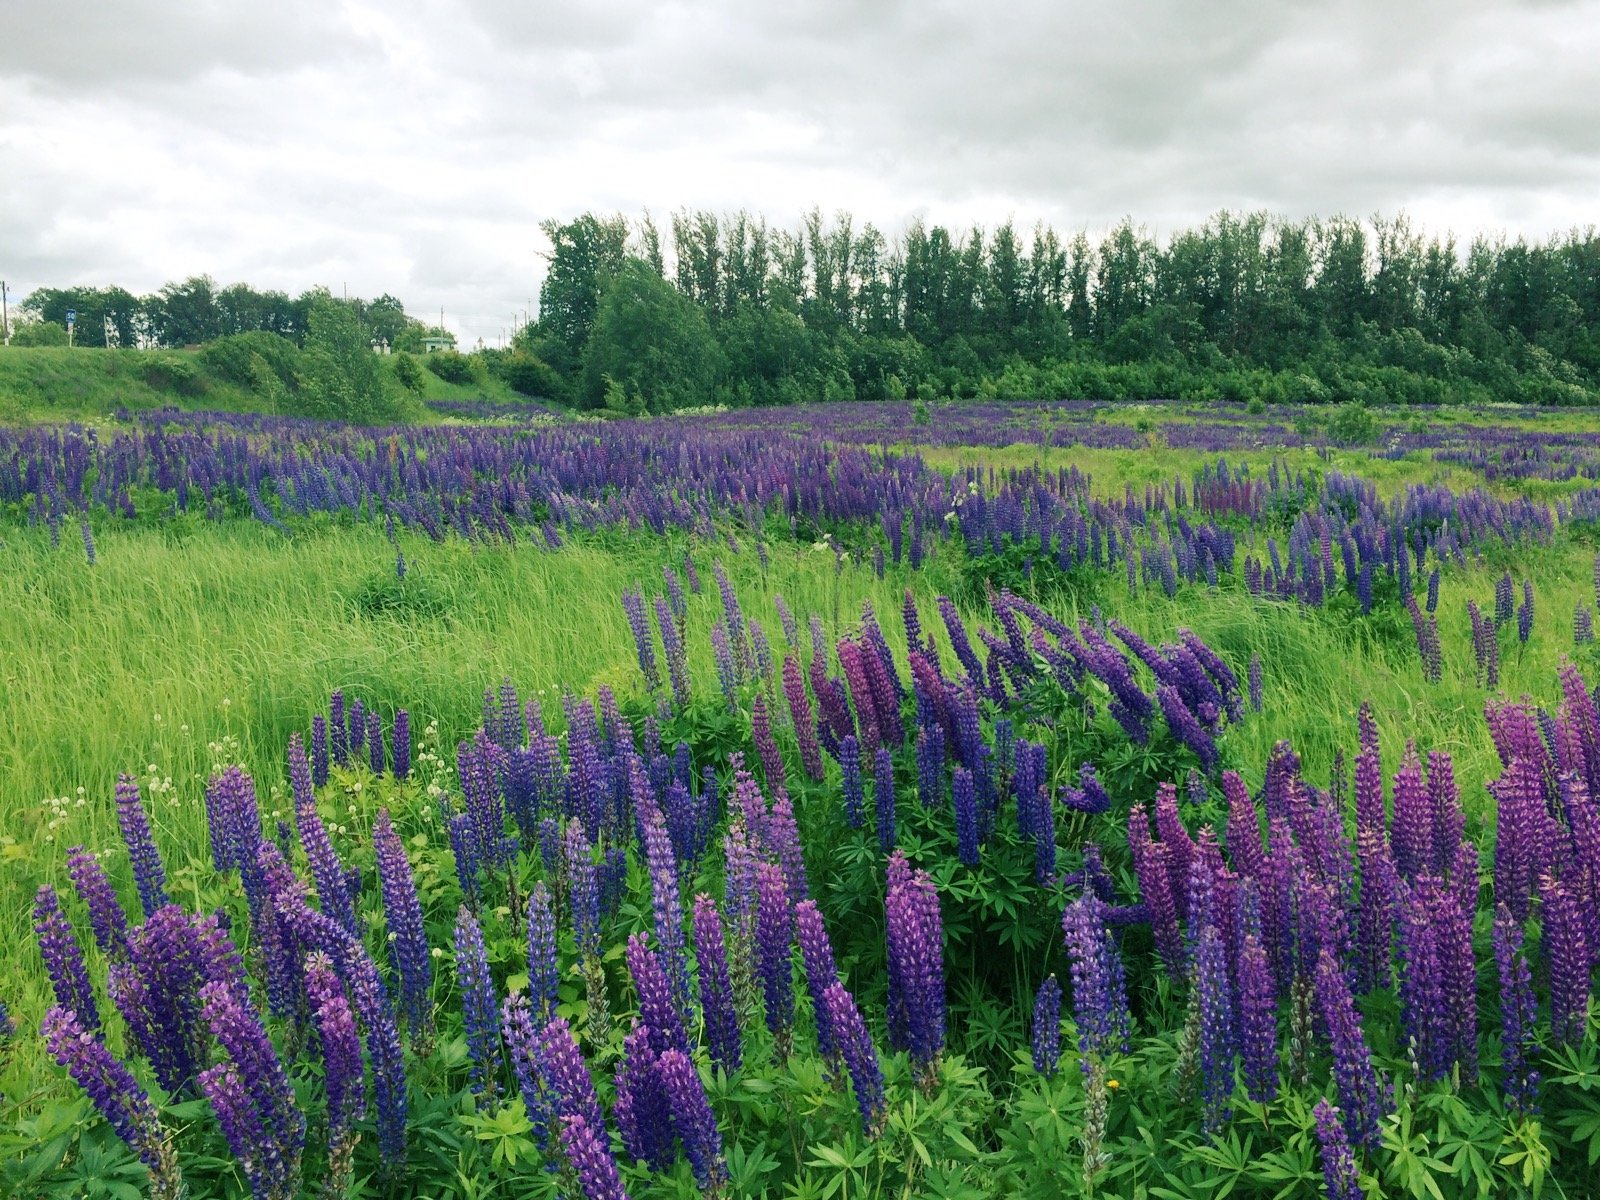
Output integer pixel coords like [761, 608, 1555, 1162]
[3, 0, 1597, 344]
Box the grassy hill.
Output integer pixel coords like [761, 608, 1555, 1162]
[0, 344, 544, 424]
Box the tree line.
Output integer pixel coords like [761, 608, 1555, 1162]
[9, 277, 451, 354]
[524, 209, 1600, 411]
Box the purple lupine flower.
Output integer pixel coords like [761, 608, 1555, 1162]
[66, 847, 128, 960]
[1063, 761, 1112, 815]
[539, 1016, 606, 1134]
[795, 900, 840, 1061]
[837, 639, 881, 754]
[34, 885, 99, 1031]
[1128, 805, 1184, 977]
[755, 862, 795, 1057]
[626, 933, 691, 1056]
[841, 735, 865, 828]
[710, 622, 739, 705]
[639, 798, 691, 1020]
[502, 994, 555, 1153]
[291, 734, 359, 939]
[559, 1115, 632, 1200]
[613, 1023, 674, 1171]
[690, 894, 742, 1074]
[115, 773, 168, 917]
[1314, 948, 1386, 1149]
[200, 1063, 288, 1200]
[374, 809, 432, 1043]
[1248, 652, 1263, 713]
[874, 747, 897, 851]
[1395, 876, 1451, 1079]
[916, 723, 946, 809]
[775, 594, 799, 647]
[1390, 746, 1431, 882]
[656, 596, 691, 708]
[329, 690, 348, 766]
[1426, 567, 1440, 614]
[367, 711, 385, 774]
[1493, 902, 1539, 1115]
[1237, 931, 1277, 1103]
[449, 811, 481, 906]
[767, 789, 811, 907]
[885, 851, 946, 1078]
[392, 709, 410, 779]
[659, 1049, 725, 1189]
[199, 977, 305, 1197]
[1578, 605, 1595, 646]
[348, 698, 367, 762]
[1541, 873, 1590, 1045]
[304, 951, 364, 1179]
[311, 715, 330, 787]
[1059, 892, 1130, 1065]
[526, 882, 560, 1025]
[565, 819, 601, 960]
[1495, 571, 1515, 628]
[455, 906, 501, 1095]
[824, 981, 886, 1135]
[952, 767, 979, 866]
[622, 587, 660, 691]
[1313, 1099, 1366, 1200]
[752, 693, 786, 795]
[43, 1006, 183, 1199]
[1157, 684, 1219, 773]
[781, 656, 824, 781]
[1196, 922, 1235, 1133]
[664, 563, 688, 619]
[1032, 975, 1063, 1077]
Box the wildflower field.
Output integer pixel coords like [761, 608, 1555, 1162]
[5, 398, 1600, 1199]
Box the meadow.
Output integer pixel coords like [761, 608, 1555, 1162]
[4, 398, 1600, 1199]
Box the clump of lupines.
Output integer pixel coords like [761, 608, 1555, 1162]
[885, 851, 945, 1081]
[43, 1006, 184, 1200]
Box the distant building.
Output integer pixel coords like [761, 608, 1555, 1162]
[422, 336, 453, 353]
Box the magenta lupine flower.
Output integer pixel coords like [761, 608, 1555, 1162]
[455, 907, 501, 1095]
[1390, 746, 1431, 882]
[115, 773, 168, 917]
[199, 977, 305, 1197]
[755, 862, 795, 1056]
[1493, 903, 1540, 1114]
[1128, 805, 1184, 977]
[691, 894, 743, 1073]
[614, 1022, 674, 1171]
[43, 1006, 183, 1199]
[795, 900, 840, 1061]
[560, 1114, 632, 1200]
[659, 1049, 725, 1189]
[626, 933, 690, 1056]
[824, 981, 886, 1134]
[290, 734, 359, 940]
[1313, 1099, 1366, 1200]
[1031, 975, 1062, 1077]
[1314, 948, 1386, 1150]
[837, 639, 880, 754]
[1540, 873, 1590, 1045]
[781, 656, 824, 780]
[374, 810, 432, 1043]
[1059, 892, 1130, 1065]
[66, 847, 128, 960]
[885, 852, 946, 1076]
[1237, 931, 1277, 1102]
[1153, 782, 1195, 923]
[34, 884, 100, 1032]
[752, 693, 786, 795]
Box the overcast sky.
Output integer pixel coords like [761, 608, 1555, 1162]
[3, 0, 1597, 345]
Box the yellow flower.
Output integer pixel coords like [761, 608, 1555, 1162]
[1106, 1079, 1120, 1090]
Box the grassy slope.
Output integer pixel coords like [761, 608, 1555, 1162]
[0, 346, 539, 424]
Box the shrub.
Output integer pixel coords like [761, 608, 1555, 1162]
[392, 351, 425, 393]
[141, 354, 208, 397]
[425, 350, 481, 385]
[200, 332, 300, 390]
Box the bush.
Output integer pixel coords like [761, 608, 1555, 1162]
[9, 320, 69, 347]
[392, 351, 425, 393]
[291, 296, 412, 424]
[1326, 401, 1378, 445]
[200, 331, 300, 391]
[425, 350, 481, 385]
[491, 351, 563, 399]
[141, 354, 208, 397]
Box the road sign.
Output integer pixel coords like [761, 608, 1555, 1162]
[65, 310, 76, 325]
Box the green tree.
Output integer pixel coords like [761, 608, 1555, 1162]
[535, 213, 630, 379]
[294, 295, 409, 424]
[580, 259, 720, 412]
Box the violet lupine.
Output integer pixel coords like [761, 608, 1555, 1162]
[874, 747, 898, 851]
[1541, 873, 1591, 1045]
[526, 882, 561, 1025]
[952, 766, 979, 866]
[1129, 805, 1184, 978]
[1395, 877, 1452, 1080]
[1248, 652, 1263, 713]
[614, 1023, 675, 1171]
[1493, 902, 1540, 1115]
[1578, 605, 1595, 646]
[329, 690, 348, 766]
[654, 596, 691, 709]
[1313, 1099, 1366, 1200]
[449, 811, 482, 906]
[691, 894, 743, 1074]
[502, 994, 555, 1153]
[66, 846, 128, 960]
[752, 693, 786, 795]
[115, 772, 168, 917]
[560, 1114, 633, 1200]
[1064, 762, 1112, 815]
[290, 734, 359, 940]
[311, 714, 330, 787]
[659, 1049, 726, 1189]
[1314, 948, 1386, 1150]
[622, 587, 660, 691]
[781, 656, 824, 780]
[304, 952, 364, 1192]
[1518, 580, 1535, 643]
[755, 862, 795, 1058]
[841, 735, 865, 827]
[43, 1006, 184, 1200]
[1032, 975, 1063, 1077]
[539, 1016, 607, 1134]
[916, 723, 946, 809]
[639, 798, 692, 1021]
[710, 622, 739, 706]
[1158, 684, 1219, 773]
[626, 934, 691, 1057]
[1195, 922, 1235, 1133]
[392, 709, 410, 779]
[34, 884, 100, 1031]
[1060, 893, 1131, 1066]
[199, 977, 305, 1199]
[374, 809, 432, 1044]
[455, 906, 501, 1095]
[1237, 932, 1278, 1103]
[885, 851, 946, 1079]
[795, 900, 840, 1061]
[824, 981, 886, 1135]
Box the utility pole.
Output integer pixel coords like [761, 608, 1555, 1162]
[1, 280, 8, 345]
